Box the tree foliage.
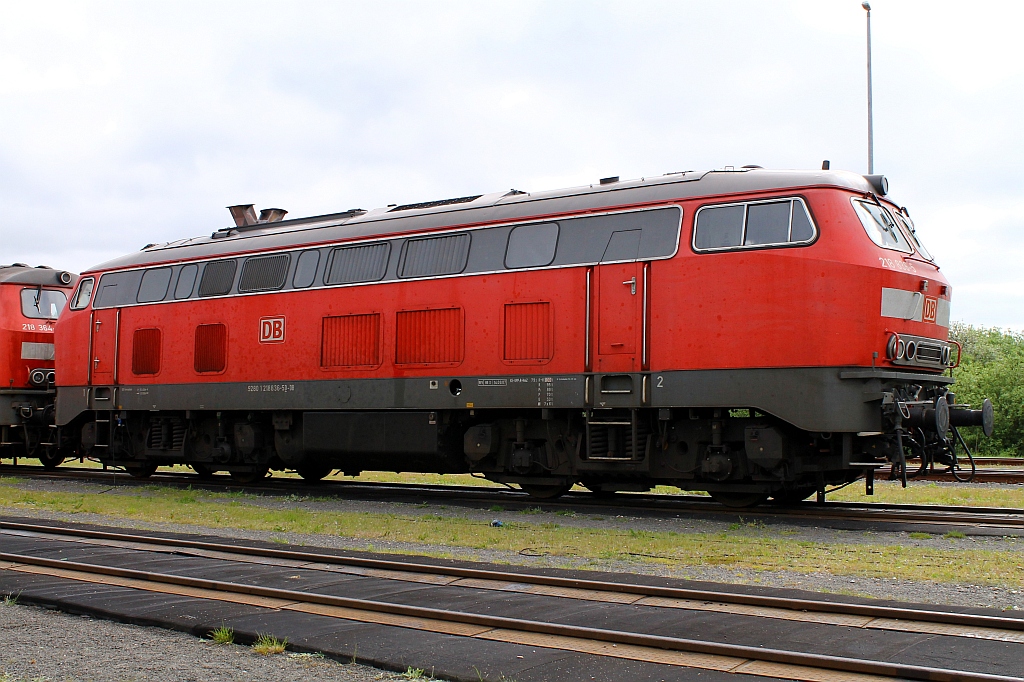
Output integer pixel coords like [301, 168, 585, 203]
[948, 323, 1024, 456]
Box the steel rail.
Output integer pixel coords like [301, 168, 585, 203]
[2, 466, 1024, 531]
[0, 550, 1018, 682]
[5, 465, 1024, 515]
[3, 520, 1023, 633]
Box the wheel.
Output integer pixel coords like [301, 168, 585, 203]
[37, 447, 64, 471]
[126, 462, 159, 479]
[770, 487, 816, 505]
[294, 463, 334, 482]
[708, 491, 769, 508]
[229, 467, 269, 484]
[519, 483, 572, 500]
[190, 463, 216, 479]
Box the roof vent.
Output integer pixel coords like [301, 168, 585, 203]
[228, 204, 258, 227]
[599, 176, 619, 185]
[388, 195, 482, 212]
[259, 208, 288, 223]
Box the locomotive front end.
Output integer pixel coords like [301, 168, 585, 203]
[0, 264, 76, 467]
[843, 185, 993, 487]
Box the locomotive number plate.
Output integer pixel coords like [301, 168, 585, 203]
[259, 316, 286, 343]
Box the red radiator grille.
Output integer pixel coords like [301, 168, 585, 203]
[395, 308, 463, 365]
[322, 313, 381, 367]
[194, 323, 227, 373]
[504, 302, 553, 361]
[132, 328, 161, 375]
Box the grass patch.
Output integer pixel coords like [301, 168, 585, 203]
[252, 633, 287, 655]
[0, 481, 1022, 587]
[209, 625, 234, 644]
[944, 530, 967, 540]
[830, 480, 1024, 508]
[2, 592, 19, 606]
[403, 667, 429, 679]
[908, 532, 932, 540]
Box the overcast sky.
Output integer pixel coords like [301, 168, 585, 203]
[2, 1, 1021, 328]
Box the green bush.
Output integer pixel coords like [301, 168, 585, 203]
[948, 323, 1024, 456]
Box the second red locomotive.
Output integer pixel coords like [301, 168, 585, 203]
[47, 167, 993, 504]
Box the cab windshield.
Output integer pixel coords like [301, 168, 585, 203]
[21, 288, 68, 320]
[852, 199, 912, 253]
[893, 211, 934, 261]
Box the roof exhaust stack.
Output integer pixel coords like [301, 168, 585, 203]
[228, 204, 258, 227]
[259, 208, 288, 223]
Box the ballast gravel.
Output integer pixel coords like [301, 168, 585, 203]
[0, 601, 405, 682]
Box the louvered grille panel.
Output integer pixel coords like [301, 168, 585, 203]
[395, 308, 463, 364]
[238, 254, 290, 292]
[194, 323, 227, 372]
[325, 243, 390, 284]
[400, 234, 470, 278]
[321, 314, 381, 367]
[132, 328, 161, 375]
[198, 260, 237, 297]
[504, 302, 552, 361]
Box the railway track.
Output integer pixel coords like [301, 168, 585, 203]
[1, 519, 1022, 681]
[2, 463, 1024, 536]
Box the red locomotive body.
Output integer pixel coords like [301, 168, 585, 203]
[52, 168, 991, 502]
[0, 265, 76, 466]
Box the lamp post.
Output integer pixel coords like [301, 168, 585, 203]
[862, 2, 873, 174]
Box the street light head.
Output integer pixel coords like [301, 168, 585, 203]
[862, 2, 871, 10]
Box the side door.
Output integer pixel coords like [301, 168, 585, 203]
[89, 308, 120, 386]
[594, 230, 644, 374]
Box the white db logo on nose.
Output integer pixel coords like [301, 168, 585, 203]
[259, 316, 286, 343]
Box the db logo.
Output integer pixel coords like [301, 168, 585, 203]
[259, 316, 286, 343]
[922, 296, 938, 324]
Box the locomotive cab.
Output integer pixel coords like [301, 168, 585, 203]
[0, 264, 76, 468]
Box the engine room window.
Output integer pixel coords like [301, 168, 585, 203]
[852, 199, 912, 253]
[693, 198, 816, 252]
[137, 268, 172, 303]
[325, 242, 390, 285]
[238, 254, 290, 293]
[69, 278, 94, 310]
[505, 223, 558, 269]
[293, 250, 321, 288]
[399, 233, 470, 278]
[197, 260, 237, 297]
[21, 288, 68, 319]
[174, 264, 198, 299]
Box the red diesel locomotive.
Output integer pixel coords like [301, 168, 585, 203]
[40, 167, 992, 504]
[0, 264, 76, 466]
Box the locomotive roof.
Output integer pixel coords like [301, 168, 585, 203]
[0, 264, 76, 287]
[89, 168, 879, 274]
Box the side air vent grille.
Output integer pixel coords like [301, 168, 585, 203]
[325, 243, 390, 285]
[395, 308, 463, 365]
[504, 302, 553, 362]
[132, 328, 161, 375]
[198, 260, 237, 297]
[322, 313, 381, 367]
[194, 323, 227, 373]
[388, 195, 481, 212]
[399, 233, 470, 278]
[238, 254, 290, 292]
